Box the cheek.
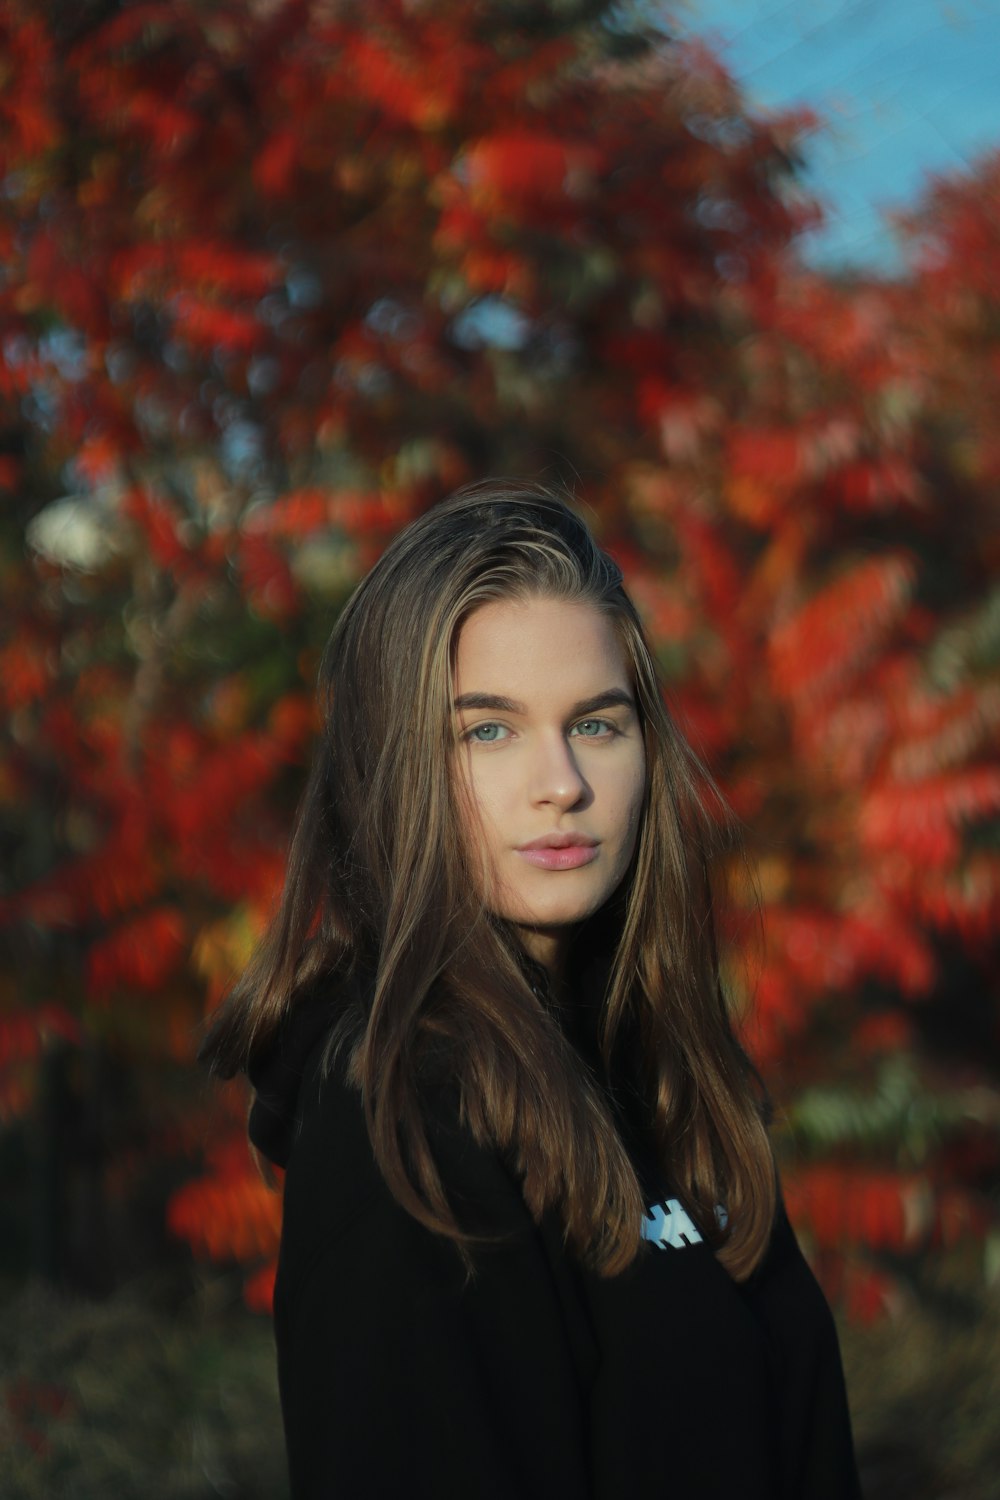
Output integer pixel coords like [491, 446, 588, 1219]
[452, 758, 507, 889]
[460, 752, 513, 829]
[453, 759, 483, 842]
[614, 753, 647, 863]
[605, 744, 646, 814]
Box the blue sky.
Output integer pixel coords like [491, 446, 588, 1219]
[678, 0, 1000, 273]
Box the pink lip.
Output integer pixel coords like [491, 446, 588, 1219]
[516, 834, 599, 871]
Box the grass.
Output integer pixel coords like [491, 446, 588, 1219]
[841, 1260, 1000, 1500]
[0, 1270, 288, 1500]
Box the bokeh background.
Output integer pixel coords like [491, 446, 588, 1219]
[1, 1, 998, 1495]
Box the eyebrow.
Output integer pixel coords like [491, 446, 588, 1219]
[453, 688, 636, 717]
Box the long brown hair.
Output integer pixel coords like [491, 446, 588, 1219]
[200, 480, 775, 1279]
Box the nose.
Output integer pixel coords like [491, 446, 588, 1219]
[529, 732, 590, 811]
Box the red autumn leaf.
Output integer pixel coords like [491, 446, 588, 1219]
[727, 427, 802, 486]
[852, 1011, 915, 1055]
[122, 487, 190, 571]
[861, 767, 1000, 863]
[785, 1166, 933, 1254]
[243, 1259, 278, 1314]
[465, 132, 604, 203]
[86, 905, 188, 996]
[171, 294, 262, 356]
[236, 534, 299, 620]
[254, 127, 299, 198]
[167, 1160, 282, 1262]
[768, 554, 917, 705]
[0, 639, 53, 711]
[339, 35, 436, 127]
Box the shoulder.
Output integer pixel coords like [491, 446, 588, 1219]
[743, 1198, 863, 1497]
[740, 1194, 849, 1377]
[278, 1029, 380, 1241]
[744, 1198, 825, 1304]
[276, 1020, 538, 1305]
[272, 1048, 597, 1500]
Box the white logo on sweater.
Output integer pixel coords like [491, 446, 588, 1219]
[641, 1198, 703, 1250]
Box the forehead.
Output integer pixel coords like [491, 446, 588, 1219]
[453, 596, 632, 698]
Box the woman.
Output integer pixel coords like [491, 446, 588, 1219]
[201, 481, 862, 1498]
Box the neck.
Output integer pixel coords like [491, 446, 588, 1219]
[518, 926, 571, 999]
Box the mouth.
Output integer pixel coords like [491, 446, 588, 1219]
[517, 833, 597, 851]
[515, 834, 599, 871]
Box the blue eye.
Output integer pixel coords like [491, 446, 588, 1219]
[571, 718, 614, 738]
[466, 722, 509, 743]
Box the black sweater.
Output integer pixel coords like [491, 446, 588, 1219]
[248, 966, 862, 1500]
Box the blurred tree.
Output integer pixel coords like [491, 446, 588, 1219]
[0, 0, 996, 1315]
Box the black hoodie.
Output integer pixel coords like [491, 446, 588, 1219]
[247, 949, 862, 1500]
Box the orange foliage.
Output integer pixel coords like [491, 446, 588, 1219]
[243, 1259, 278, 1315]
[86, 905, 188, 997]
[768, 554, 916, 706]
[0, 0, 996, 1319]
[0, 1005, 81, 1122]
[785, 1164, 990, 1264]
[168, 1148, 282, 1264]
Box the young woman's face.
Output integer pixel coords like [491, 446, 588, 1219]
[452, 595, 646, 976]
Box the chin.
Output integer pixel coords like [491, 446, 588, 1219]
[495, 870, 625, 934]
[510, 896, 607, 930]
